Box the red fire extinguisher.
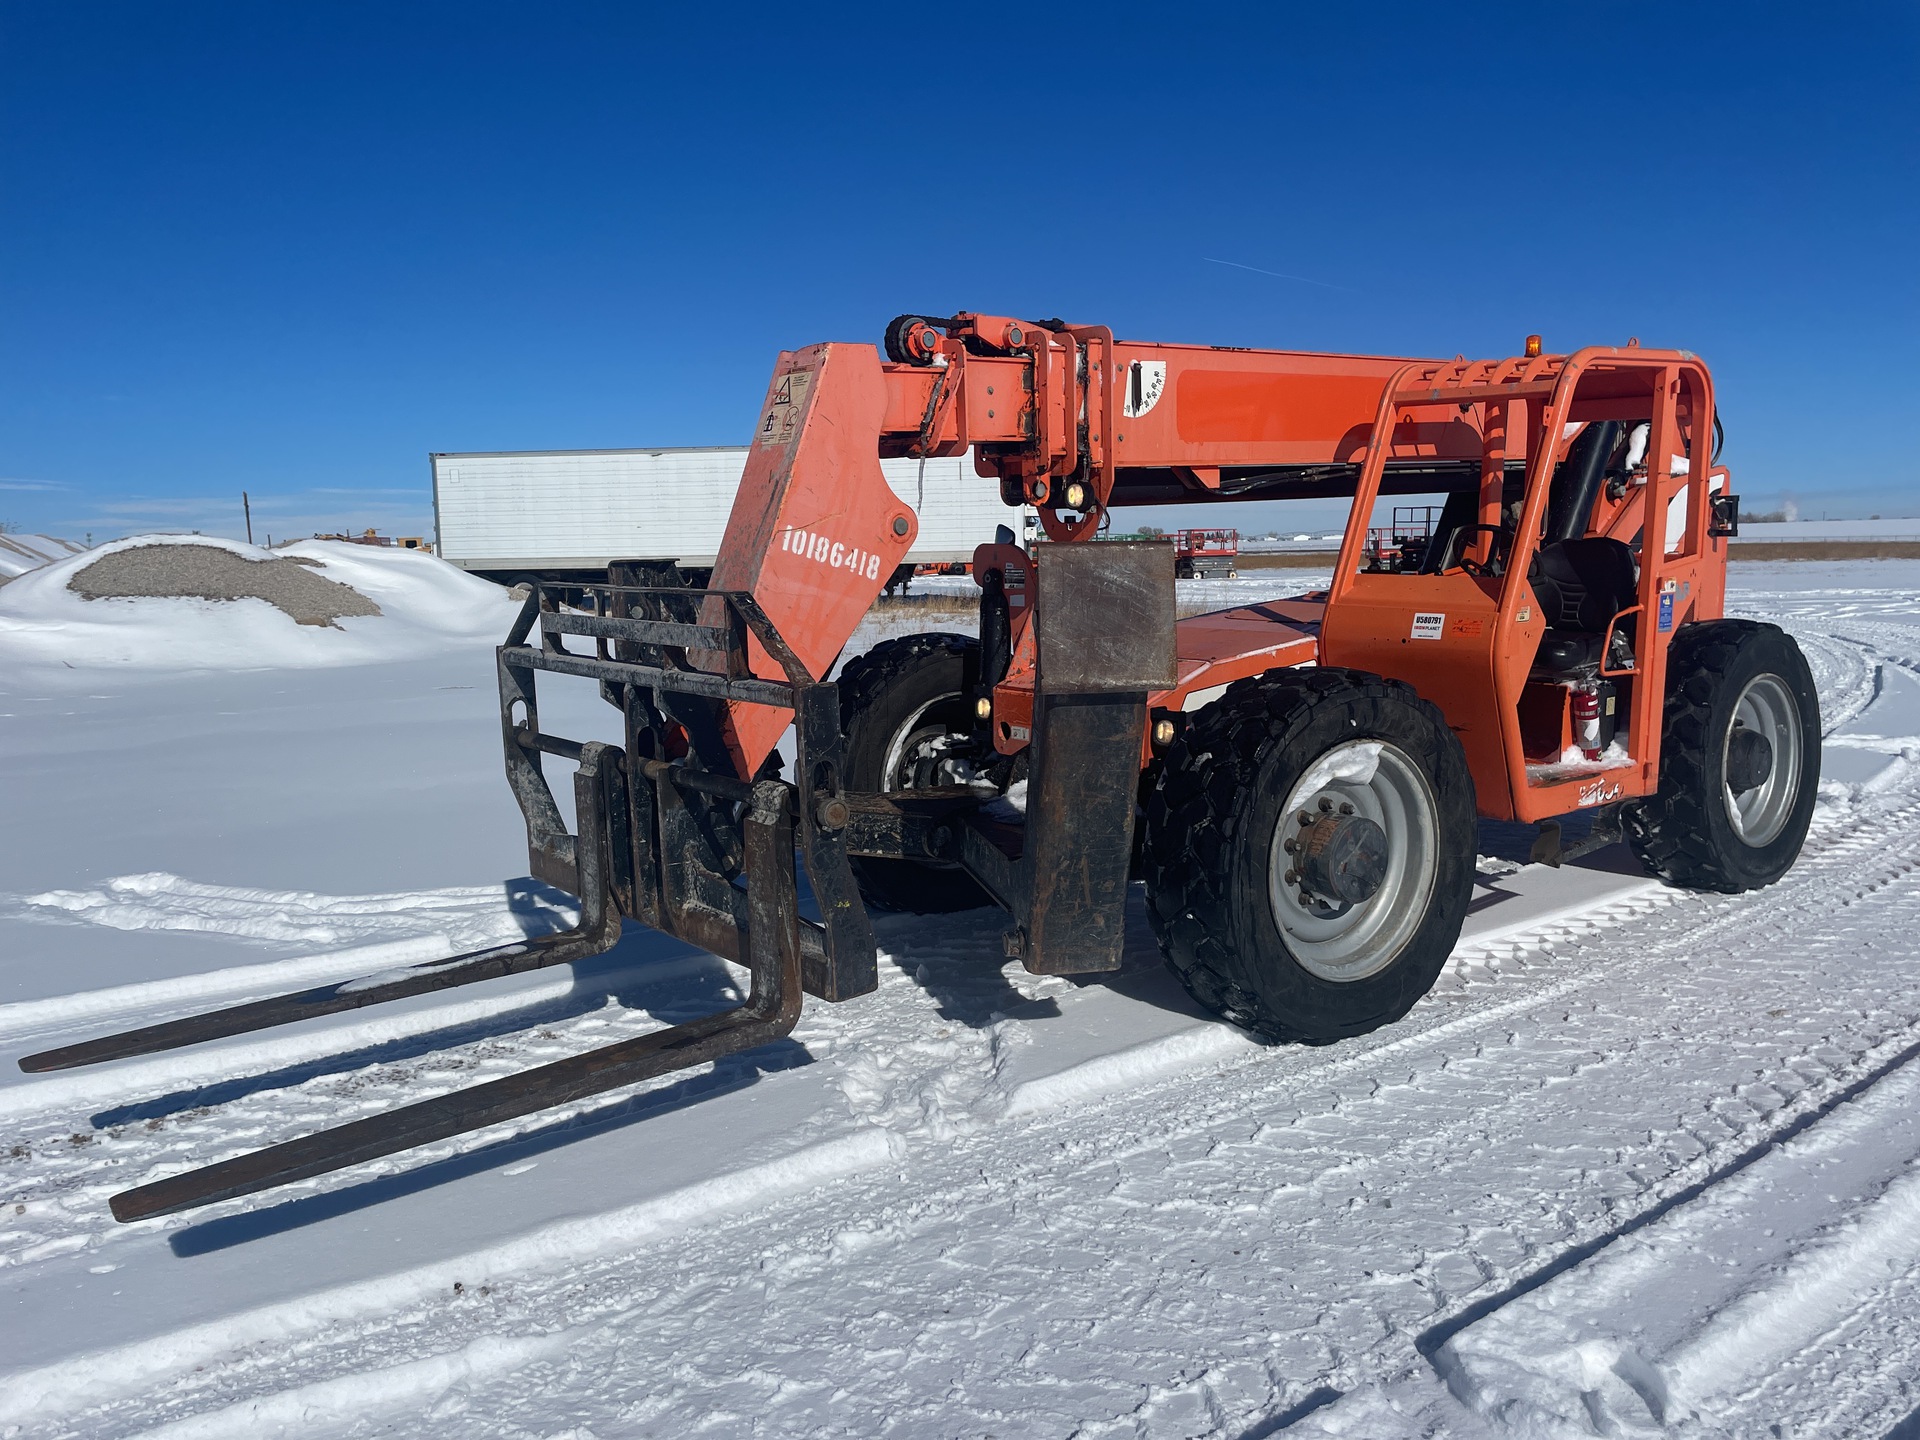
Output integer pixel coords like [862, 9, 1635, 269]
[1571, 685, 1603, 761]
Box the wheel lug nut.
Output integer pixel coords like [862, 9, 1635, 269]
[1318, 797, 1334, 813]
[1283, 838, 1297, 855]
[1284, 868, 1298, 884]
[1339, 802, 1355, 816]
[1297, 812, 1314, 826]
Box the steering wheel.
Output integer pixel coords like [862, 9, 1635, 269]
[1429, 523, 1509, 578]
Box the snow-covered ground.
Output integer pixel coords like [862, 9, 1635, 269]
[1737, 517, 1920, 542]
[0, 534, 88, 582]
[1, 558, 1918, 1437]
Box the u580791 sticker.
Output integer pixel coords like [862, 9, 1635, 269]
[1410, 612, 1445, 640]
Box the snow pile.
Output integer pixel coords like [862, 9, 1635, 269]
[69, 543, 381, 625]
[0, 535, 517, 674]
[0, 532, 87, 581]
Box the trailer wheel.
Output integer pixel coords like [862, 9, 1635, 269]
[1624, 619, 1820, 892]
[839, 633, 993, 913]
[1143, 670, 1476, 1044]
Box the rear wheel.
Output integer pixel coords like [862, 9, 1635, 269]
[1625, 619, 1820, 891]
[839, 633, 995, 913]
[1143, 669, 1477, 1043]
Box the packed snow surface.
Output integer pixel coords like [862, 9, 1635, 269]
[1738, 517, 1920, 542]
[0, 560, 1918, 1436]
[0, 533, 87, 581]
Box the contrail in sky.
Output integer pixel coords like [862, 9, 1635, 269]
[1203, 256, 1353, 292]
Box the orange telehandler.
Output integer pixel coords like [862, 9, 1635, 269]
[28, 313, 1821, 1222]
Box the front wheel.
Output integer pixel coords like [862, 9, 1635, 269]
[1625, 619, 1821, 892]
[838, 632, 996, 913]
[1143, 669, 1478, 1044]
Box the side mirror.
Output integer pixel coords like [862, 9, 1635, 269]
[1709, 493, 1740, 538]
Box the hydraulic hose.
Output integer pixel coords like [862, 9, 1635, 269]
[1546, 420, 1624, 542]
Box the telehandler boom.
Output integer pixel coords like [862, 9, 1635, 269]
[28, 313, 1821, 1223]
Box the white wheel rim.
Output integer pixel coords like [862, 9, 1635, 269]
[1267, 740, 1439, 983]
[880, 692, 972, 792]
[1725, 673, 1801, 847]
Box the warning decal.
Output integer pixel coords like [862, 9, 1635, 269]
[1410, 612, 1445, 640]
[1122, 360, 1166, 418]
[755, 370, 814, 449]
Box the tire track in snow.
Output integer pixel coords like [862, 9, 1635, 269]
[83, 798, 1920, 1440]
[10, 600, 1919, 1435]
[0, 614, 1895, 1226]
[1426, 1035, 1920, 1436]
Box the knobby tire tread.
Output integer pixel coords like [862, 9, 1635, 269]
[1144, 668, 1469, 1044]
[838, 632, 987, 913]
[1624, 618, 1818, 893]
[837, 633, 977, 723]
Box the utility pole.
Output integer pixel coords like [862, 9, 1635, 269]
[243, 492, 254, 545]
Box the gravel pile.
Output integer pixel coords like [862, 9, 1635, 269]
[69, 544, 382, 626]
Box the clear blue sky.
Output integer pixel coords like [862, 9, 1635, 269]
[3, 2, 1916, 544]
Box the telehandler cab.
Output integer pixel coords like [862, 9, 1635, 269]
[29, 314, 1821, 1222]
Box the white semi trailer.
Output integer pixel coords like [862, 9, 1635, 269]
[430, 447, 1027, 588]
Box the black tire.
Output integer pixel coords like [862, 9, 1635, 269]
[1143, 669, 1477, 1044]
[1624, 619, 1820, 892]
[839, 632, 992, 913]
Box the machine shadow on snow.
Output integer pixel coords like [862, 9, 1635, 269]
[871, 886, 1232, 1030]
[161, 882, 1232, 1257]
[161, 894, 1196, 1255]
[499, 874, 589, 945]
[151, 890, 1175, 1255]
[876, 814, 1648, 1038]
[90, 883, 811, 1140]
[122, 816, 1647, 1169]
[1064, 900, 1221, 1018]
[869, 909, 1066, 1027]
[129, 812, 1660, 1256]
[163, 1033, 807, 1257]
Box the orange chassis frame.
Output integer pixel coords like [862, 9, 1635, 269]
[712, 313, 1726, 829]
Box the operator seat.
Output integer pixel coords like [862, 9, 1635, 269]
[1528, 537, 1638, 676]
